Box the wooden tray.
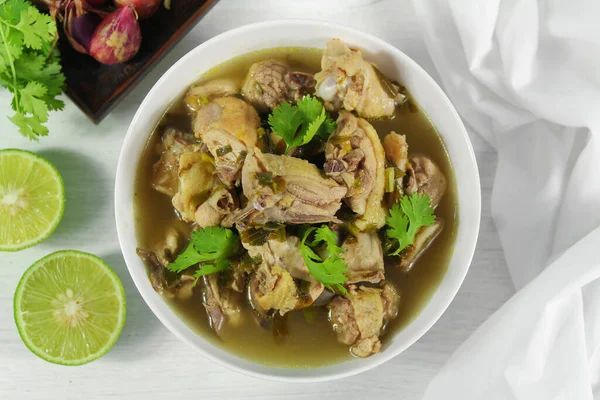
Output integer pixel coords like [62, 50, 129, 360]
[58, 0, 217, 123]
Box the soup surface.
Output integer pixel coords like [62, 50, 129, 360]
[134, 46, 457, 367]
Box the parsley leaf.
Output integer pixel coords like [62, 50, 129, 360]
[300, 226, 348, 294]
[386, 193, 436, 255]
[0, 0, 65, 140]
[167, 226, 241, 274]
[268, 95, 336, 154]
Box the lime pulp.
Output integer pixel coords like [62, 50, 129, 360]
[0, 149, 65, 251]
[14, 250, 126, 365]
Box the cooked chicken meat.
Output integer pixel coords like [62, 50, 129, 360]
[201, 274, 244, 335]
[151, 127, 199, 197]
[383, 131, 409, 173]
[135, 246, 194, 301]
[171, 151, 215, 222]
[405, 155, 447, 208]
[328, 283, 400, 358]
[225, 148, 347, 226]
[194, 188, 237, 228]
[324, 112, 386, 230]
[193, 97, 260, 183]
[399, 218, 444, 271]
[243, 234, 314, 282]
[248, 263, 323, 317]
[315, 39, 400, 119]
[185, 78, 240, 112]
[342, 232, 385, 284]
[242, 60, 316, 112]
[381, 282, 401, 322]
[242, 232, 324, 316]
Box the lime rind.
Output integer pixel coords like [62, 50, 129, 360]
[0, 149, 65, 252]
[14, 250, 126, 366]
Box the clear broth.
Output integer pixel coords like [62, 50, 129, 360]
[134, 47, 457, 368]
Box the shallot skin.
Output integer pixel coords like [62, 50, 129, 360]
[89, 6, 142, 65]
[70, 13, 102, 52]
[114, 0, 161, 19]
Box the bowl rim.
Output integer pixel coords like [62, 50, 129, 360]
[115, 19, 481, 382]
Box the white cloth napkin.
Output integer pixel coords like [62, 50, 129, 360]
[411, 0, 600, 399]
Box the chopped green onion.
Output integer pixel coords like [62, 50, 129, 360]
[385, 167, 395, 193]
[330, 135, 352, 145]
[216, 144, 232, 157]
[256, 172, 273, 186]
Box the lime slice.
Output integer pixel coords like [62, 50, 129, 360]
[0, 149, 65, 251]
[14, 250, 127, 366]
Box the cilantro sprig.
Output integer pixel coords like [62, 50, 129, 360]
[386, 193, 436, 255]
[268, 95, 336, 154]
[167, 227, 241, 282]
[0, 0, 65, 140]
[300, 225, 348, 294]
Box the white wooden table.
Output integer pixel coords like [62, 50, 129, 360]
[0, 1, 515, 398]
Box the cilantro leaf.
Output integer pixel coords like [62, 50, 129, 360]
[0, 0, 65, 140]
[313, 225, 343, 255]
[8, 112, 47, 139]
[296, 95, 322, 121]
[267, 101, 303, 151]
[16, 7, 55, 49]
[19, 81, 48, 118]
[318, 114, 337, 140]
[167, 227, 240, 273]
[301, 226, 348, 294]
[268, 95, 336, 154]
[192, 259, 231, 286]
[386, 193, 436, 255]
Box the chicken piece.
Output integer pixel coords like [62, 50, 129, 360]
[225, 254, 260, 293]
[151, 127, 199, 197]
[381, 282, 401, 321]
[201, 274, 244, 336]
[315, 39, 401, 119]
[328, 283, 400, 358]
[247, 263, 322, 317]
[194, 188, 237, 228]
[171, 151, 215, 222]
[224, 148, 347, 226]
[341, 232, 385, 284]
[329, 285, 383, 358]
[243, 233, 324, 316]
[184, 78, 240, 112]
[399, 218, 444, 271]
[404, 155, 447, 208]
[193, 97, 260, 183]
[243, 234, 314, 282]
[324, 112, 386, 230]
[136, 248, 169, 294]
[135, 226, 185, 294]
[383, 131, 409, 173]
[242, 60, 316, 112]
[168, 274, 196, 301]
[135, 247, 194, 301]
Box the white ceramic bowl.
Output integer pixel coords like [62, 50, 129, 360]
[115, 20, 481, 382]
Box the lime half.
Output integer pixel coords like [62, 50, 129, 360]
[14, 250, 127, 366]
[0, 149, 65, 251]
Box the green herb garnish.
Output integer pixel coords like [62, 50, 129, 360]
[386, 193, 436, 255]
[268, 95, 336, 154]
[300, 225, 348, 294]
[167, 227, 241, 282]
[0, 0, 65, 140]
[216, 144, 232, 156]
